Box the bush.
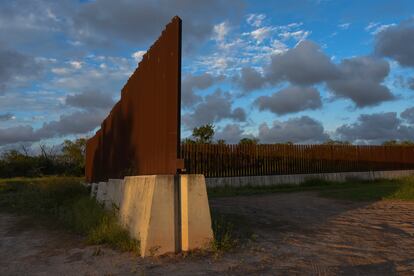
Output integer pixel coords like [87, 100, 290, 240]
[210, 211, 252, 254]
[0, 138, 87, 178]
[210, 213, 238, 252]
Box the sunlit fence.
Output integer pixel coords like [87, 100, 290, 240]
[180, 144, 414, 177]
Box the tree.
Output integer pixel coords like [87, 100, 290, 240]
[192, 124, 215, 144]
[238, 138, 259, 145]
[382, 140, 398, 146]
[323, 139, 351, 145]
[182, 138, 196, 144]
[61, 138, 87, 175]
[216, 139, 226, 145]
[382, 140, 414, 146]
[401, 140, 414, 146]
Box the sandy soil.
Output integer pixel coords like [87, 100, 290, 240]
[1, 192, 414, 275]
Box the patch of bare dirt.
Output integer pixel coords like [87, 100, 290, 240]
[2, 192, 414, 275]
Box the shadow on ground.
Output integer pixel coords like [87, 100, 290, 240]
[2, 189, 414, 275]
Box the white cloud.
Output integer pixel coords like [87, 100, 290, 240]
[338, 23, 351, 30]
[365, 22, 379, 31]
[213, 21, 230, 42]
[45, 8, 59, 22]
[365, 22, 396, 35]
[246, 14, 266, 28]
[251, 27, 273, 43]
[131, 50, 146, 62]
[271, 39, 288, 53]
[69, 61, 82, 69]
[51, 67, 70, 75]
[280, 30, 310, 41]
[374, 24, 397, 34]
[286, 22, 303, 28]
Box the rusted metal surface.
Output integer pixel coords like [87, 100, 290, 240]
[86, 16, 182, 183]
[181, 144, 414, 178]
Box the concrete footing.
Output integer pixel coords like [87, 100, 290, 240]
[92, 174, 213, 257]
[180, 174, 214, 251]
[205, 170, 414, 188]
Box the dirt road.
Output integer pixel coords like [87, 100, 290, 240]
[2, 192, 414, 275]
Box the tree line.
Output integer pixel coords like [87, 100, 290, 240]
[0, 124, 412, 178]
[0, 139, 86, 178]
[182, 124, 414, 146]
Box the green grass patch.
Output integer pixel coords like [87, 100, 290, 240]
[0, 176, 139, 253]
[208, 177, 414, 202]
[208, 178, 341, 198]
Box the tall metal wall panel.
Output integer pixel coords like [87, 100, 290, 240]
[85, 16, 182, 182]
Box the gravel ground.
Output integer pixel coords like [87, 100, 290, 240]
[1, 191, 414, 275]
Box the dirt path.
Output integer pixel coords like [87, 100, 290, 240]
[2, 192, 414, 275]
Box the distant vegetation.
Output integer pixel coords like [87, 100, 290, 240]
[1, 125, 413, 179]
[0, 138, 86, 178]
[382, 140, 414, 146]
[183, 124, 414, 146]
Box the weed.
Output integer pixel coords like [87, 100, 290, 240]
[211, 214, 237, 252]
[88, 211, 140, 253]
[384, 177, 414, 201]
[210, 211, 252, 254]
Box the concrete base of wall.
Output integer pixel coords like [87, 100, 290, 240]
[180, 174, 214, 251]
[92, 174, 213, 257]
[205, 170, 414, 188]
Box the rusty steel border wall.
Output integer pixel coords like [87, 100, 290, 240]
[86, 17, 182, 183]
[181, 144, 414, 178]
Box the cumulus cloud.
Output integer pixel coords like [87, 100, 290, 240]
[265, 40, 338, 85]
[0, 0, 72, 51]
[182, 89, 246, 129]
[73, 0, 244, 50]
[0, 125, 39, 146]
[181, 73, 224, 107]
[214, 124, 255, 143]
[257, 41, 394, 108]
[131, 50, 146, 62]
[255, 86, 322, 115]
[401, 107, 414, 124]
[375, 18, 414, 67]
[326, 56, 394, 107]
[0, 47, 44, 93]
[50, 55, 135, 96]
[0, 110, 105, 146]
[258, 116, 329, 144]
[37, 110, 105, 138]
[336, 112, 414, 143]
[235, 67, 265, 92]
[65, 90, 115, 110]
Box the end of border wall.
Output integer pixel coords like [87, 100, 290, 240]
[92, 174, 213, 257]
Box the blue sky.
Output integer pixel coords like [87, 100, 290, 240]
[0, 0, 414, 152]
